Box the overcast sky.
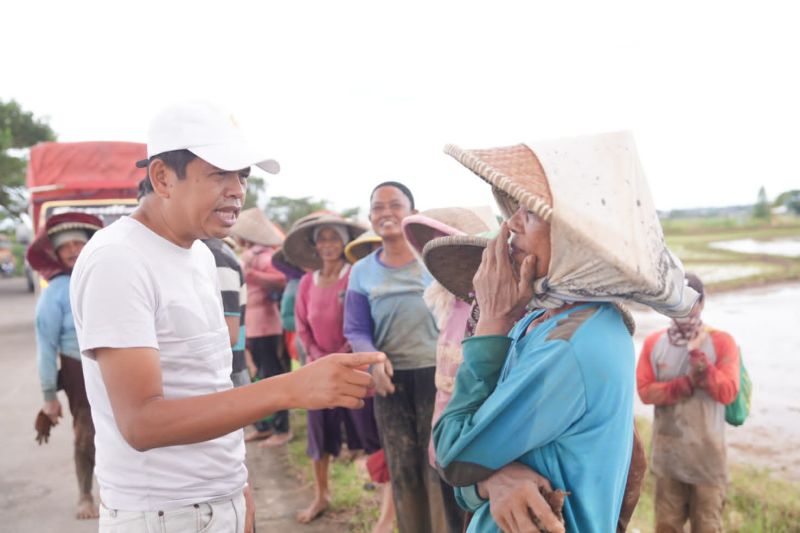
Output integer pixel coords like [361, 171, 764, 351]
[3, 0, 798, 217]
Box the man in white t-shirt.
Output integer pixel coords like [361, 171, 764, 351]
[70, 101, 383, 533]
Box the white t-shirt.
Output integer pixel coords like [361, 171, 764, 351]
[70, 216, 246, 511]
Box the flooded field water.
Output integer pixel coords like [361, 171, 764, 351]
[631, 283, 800, 481]
[709, 237, 800, 257]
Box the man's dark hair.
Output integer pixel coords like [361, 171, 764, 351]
[138, 149, 198, 196]
[370, 181, 415, 210]
[685, 271, 704, 301]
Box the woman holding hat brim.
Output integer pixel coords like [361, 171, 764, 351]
[27, 212, 103, 520]
[284, 216, 384, 524]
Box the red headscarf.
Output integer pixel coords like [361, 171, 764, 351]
[26, 212, 103, 280]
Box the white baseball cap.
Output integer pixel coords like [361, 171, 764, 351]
[136, 101, 280, 174]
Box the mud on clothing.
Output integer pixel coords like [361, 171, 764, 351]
[637, 328, 739, 486]
[434, 303, 635, 533]
[35, 272, 96, 497]
[249, 334, 290, 434]
[59, 354, 96, 497]
[376, 367, 464, 533]
[344, 248, 462, 533]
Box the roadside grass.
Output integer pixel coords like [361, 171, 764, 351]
[286, 410, 384, 532]
[284, 413, 800, 532]
[629, 418, 800, 533]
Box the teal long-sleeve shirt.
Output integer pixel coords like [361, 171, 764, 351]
[433, 303, 634, 533]
[35, 274, 81, 401]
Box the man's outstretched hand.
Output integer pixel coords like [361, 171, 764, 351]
[291, 352, 386, 410]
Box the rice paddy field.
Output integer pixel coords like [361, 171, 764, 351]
[662, 216, 800, 291]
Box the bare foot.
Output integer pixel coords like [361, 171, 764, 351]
[259, 431, 293, 448]
[295, 493, 330, 524]
[244, 429, 272, 442]
[370, 483, 395, 533]
[76, 496, 99, 520]
[370, 516, 395, 533]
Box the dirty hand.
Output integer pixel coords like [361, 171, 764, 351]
[243, 484, 255, 533]
[687, 328, 708, 352]
[372, 356, 396, 397]
[473, 223, 537, 336]
[42, 399, 62, 425]
[672, 375, 694, 398]
[34, 410, 55, 445]
[294, 352, 385, 409]
[478, 462, 565, 533]
[688, 348, 710, 387]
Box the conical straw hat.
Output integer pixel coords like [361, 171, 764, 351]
[344, 230, 382, 264]
[269, 210, 339, 277]
[230, 208, 284, 247]
[442, 131, 698, 317]
[402, 206, 497, 257]
[283, 214, 367, 270]
[422, 233, 491, 302]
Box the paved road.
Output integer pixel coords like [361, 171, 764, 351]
[0, 277, 95, 532]
[0, 277, 337, 532]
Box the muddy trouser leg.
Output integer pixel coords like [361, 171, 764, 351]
[260, 334, 290, 433]
[655, 475, 690, 533]
[374, 368, 432, 533]
[59, 355, 95, 498]
[249, 335, 288, 432]
[688, 483, 725, 533]
[412, 367, 466, 533]
[617, 424, 648, 533]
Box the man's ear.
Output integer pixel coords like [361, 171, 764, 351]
[411, 208, 419, 215]
[148, 159, 172, 199]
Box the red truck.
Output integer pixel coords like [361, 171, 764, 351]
[24, 141, 146, 290]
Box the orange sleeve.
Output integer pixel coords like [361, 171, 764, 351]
[702, 330, 740, 404]
[637, 330, 693, 405]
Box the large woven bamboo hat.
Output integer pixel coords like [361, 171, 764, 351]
[230, 208, 284, 247]
[402, 206, 497, 258]
[439, 131, 698, 317]
[422, 234, 491, 302]
[344, 230, 382, 264]
[283, 215, 368, 270]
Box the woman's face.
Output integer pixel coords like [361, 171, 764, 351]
[506, 206, 551, 280]
[368, 186, 413, 239]
[315, 226, 345, 264]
